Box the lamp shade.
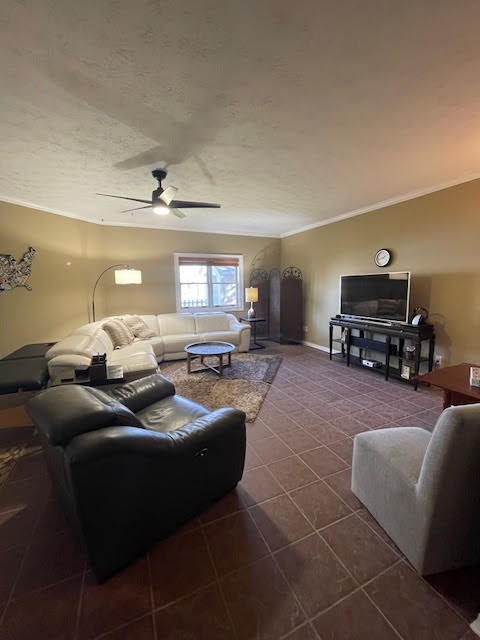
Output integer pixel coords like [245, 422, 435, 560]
[114, 268, 142, 285]
[245, 287, 258, 303]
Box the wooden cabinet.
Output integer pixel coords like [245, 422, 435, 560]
[329, 317, 435, 388]
[268, 267, 303, 343]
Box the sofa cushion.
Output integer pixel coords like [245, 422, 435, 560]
[89, 332, 115, 356]
[197, 331, 239, 345]
[109, 374, 175, 413]
[143, 336, 165, 359]
[194, 313, 230, 333]
[109, 342, 154, 359]
[109, 351, 158, 378]
[73, 321, 106, 337]
[46, 335, 102, 360]
[0, 358, 49, 394]
[137, 395, 209, 433]
[123, 315, 156, 339]
[161, 333, 198, 353]
[157, 313, 195, 336]
[136, 315, 159, 335]
[102, 318, 135, 348]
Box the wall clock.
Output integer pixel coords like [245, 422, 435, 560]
[374, 248, 391, 267]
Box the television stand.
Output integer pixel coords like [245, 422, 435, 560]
[329, 317, 435, 388]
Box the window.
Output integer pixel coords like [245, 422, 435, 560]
[174, 253, 244, 312]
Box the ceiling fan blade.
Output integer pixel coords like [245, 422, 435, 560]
[170, 200, 221, 209]
[170, 207, 186, 219]
[120, 205, 152, 213]
[97, 193, 151, 205]
[159, 186, 178, 206]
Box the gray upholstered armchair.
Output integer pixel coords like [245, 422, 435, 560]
[352, 403, 480, 575]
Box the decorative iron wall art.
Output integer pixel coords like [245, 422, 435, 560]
[0, 247, 36, 291]
[249, 266, 303, 343]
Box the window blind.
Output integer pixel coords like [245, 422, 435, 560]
[177, 256, 240, 267]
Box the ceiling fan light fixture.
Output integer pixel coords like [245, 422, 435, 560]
[153, 204, 170, 215]
[96, 168, 221, 218]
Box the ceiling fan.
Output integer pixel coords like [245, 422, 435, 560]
[97, 169, 221, 219]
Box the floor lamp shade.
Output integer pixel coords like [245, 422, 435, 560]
[92, 264, 142, 321]
[114, 268, 142, 285]
[245, 287, 258, 319]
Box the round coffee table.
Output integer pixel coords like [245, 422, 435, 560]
[185, 341, 235, 377]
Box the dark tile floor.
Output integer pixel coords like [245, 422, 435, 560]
[0, 344, 479, 640]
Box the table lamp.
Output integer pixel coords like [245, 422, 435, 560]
[245, 287, 259, 319]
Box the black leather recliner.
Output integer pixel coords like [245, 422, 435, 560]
[26, 373, 246, 582]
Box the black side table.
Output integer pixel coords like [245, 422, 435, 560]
[240, 317, 266, 350]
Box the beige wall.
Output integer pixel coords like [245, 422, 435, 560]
[281, 178, 480, 365]
[2, 177, 480, 365]
[0, 201, 279, 357]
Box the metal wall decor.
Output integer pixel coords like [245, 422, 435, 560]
[0, 247, 36, 291]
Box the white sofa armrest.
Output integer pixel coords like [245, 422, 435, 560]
[227, 317, 251, 352]
[47, 354, 92, 379]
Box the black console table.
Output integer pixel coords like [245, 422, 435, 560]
[240, 317, 266, 350]
[329, 317, 435, 388]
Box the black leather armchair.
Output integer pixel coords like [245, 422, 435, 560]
[26, 374, 246, 582]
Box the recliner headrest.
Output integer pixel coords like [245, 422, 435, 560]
[26, 385, 144, 447]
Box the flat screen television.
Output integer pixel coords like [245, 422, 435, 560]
[339, 272, 411, 323]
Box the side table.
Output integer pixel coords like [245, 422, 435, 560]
[240, 317, 266, 350]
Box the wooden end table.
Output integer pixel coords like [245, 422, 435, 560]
[185, 341, 235, 377]
[417, 362, 480, 410]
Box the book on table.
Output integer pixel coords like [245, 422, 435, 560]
[470, 367, 480, 388]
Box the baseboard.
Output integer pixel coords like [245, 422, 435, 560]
[302, 340, 341, 354]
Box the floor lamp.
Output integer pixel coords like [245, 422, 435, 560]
[92, 264, 142, 321]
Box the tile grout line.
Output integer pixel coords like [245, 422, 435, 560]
[146, 552, 158, 640]
[249, 394, 398, 636]
[199, 519, 241, 640]
[260, 356, 446, 636]
[244, 506, 322, 640]
[0, 485, 49, 627]
[4, 570, 85, 605]
[0, 346, 454, 639]
[314, 525, 406, 640]
[89, 613, 155, 640]
[251, 405, 408, 640]
[72, 563, 87, 640]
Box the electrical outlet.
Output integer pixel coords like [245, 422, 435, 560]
[434, 355, 443, 368]
[303, 325, 308, 333]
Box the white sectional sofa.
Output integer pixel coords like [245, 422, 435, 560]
[46, 312, 251, 381]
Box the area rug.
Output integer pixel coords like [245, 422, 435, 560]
[163, 353, 282, 422]
[0, 444, 24, 487]
[0, 405, 35, 487]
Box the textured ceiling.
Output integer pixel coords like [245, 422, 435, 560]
[1, 0, 480, 237]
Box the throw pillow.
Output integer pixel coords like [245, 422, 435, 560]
[123, 315, 156, 339]
[102, 318, 135, 348]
